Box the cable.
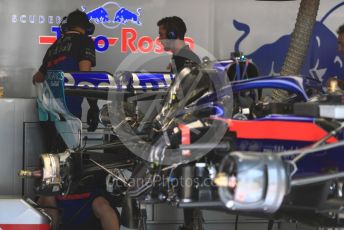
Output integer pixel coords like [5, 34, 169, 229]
[235, 215, 239, 230]
[277, 122, 344, 161]
[241, 59, 250, 80]
[88, 158, 129, 186]
[292, 122, 344, 163]
[81, 135, 88, 150]
[275, 123, 344, 180]
[286, 160, 298, 177]
[235, 59, 241, 81]
[291, 172, 344, 187]
[278, 140, 344, 158]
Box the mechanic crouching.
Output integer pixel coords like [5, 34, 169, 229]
[32, 9, 120, 230]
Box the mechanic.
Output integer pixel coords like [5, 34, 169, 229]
[325, 24, 344, 90]
[157, 16, 203, 230]
[331, 24, 344, 89]
[337, 24, 344, 56]
[32, 9, 120, 230]
[157, 16, 201, 74]
[32, 11, 98, 130]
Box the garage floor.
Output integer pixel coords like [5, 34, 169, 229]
[120, 204, 318, 230]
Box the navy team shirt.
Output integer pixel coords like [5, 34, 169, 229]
[39, 33, 96, 119]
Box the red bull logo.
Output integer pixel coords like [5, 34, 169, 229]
[114, 8, 142, 25]
[82, 1, 142, 29]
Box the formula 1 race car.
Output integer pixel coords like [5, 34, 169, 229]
[20, 59, 344, 229]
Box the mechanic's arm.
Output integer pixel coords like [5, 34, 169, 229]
[33, 50, 49, 85]
[32, 71, 45, 85]
[79, 60, 92, 72]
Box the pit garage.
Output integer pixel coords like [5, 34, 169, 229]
[0, 0, 344, 230]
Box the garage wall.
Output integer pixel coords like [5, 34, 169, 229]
[1, 0, 344, 98]
[214, 0, 344, 83]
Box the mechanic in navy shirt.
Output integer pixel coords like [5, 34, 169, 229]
[32, 10, 120, 230]
[157, 16, 202, 230]
[157, 16, 201, 74]
[33, 10, 98, 129]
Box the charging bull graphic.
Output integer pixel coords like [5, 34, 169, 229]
[114, 8, 141, 25]
[234, 2, 344, 84]
[82, 1, 142, 29]
[83, 5, 110, 24]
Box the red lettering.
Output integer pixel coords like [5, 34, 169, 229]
[108, 37, 119, 46]
[121, 28, 137, 53]
[138, 36, 154, 53]
[41, 27, 197, 55]
[185, 37, 195, 50]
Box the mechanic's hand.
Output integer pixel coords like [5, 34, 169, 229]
[32, 71, 44, 85]
[87, 105, 99, 132]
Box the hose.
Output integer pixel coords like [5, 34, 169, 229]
[272, 0, 320, 102]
